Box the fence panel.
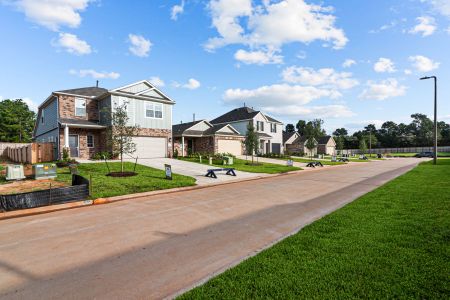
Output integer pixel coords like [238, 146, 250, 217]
[3, 143, 54, 164]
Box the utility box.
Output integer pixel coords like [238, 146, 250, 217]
[6, 165, 26, 181]
[33, 163, 57, 180]
[223, 156, 234, 165]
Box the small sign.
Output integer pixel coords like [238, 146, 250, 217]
[287, 159, 293, 167]
[164, 164, 172, 180]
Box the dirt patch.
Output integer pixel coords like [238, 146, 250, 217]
[0, 179, 68, 195]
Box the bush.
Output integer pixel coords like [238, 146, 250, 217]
[92, 151, 112, 160]
[173, 149, 179, 158]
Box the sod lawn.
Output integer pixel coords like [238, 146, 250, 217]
[178, 157, 301, 174]
[56, 162, 196, 199]
[179, 159, 450, 299]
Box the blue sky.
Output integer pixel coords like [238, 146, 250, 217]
[0, 0, 449, 133]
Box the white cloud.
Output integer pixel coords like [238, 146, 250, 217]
[408, 55, 440, 72]
[52, 32, 91, 55]
[171, 1, 184, 20]
[149, 76, 165, 87]
[234, 49, 283, 65]
[342, 59, 356, 68]
[173, 78, 201, 90]
[422, 0, 450, 18]
[22, 97, 38, 112]
[223, 84, 341, 107]
[281, 66, 359, 90]
[404, 69, 412, 75]
[409, 16, 436, 37]
[359, 78, 407, 100]
[128, 34, 152, 57]
[7, 0, 91, 31]
[263, 104, 354, 118]
[69, 69, 120, 79]
[373, 57, 396, 73]
[345, 120, 385, 130]
[446, 26, 450, 34]
[205, 0, 347, 52]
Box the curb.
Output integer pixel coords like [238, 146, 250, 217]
[0, 163, 356, 221]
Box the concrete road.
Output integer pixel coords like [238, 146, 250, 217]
[0, 158, 421, 299]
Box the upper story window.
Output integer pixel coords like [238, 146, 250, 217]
[41, 109, 45, 124]
[256, 121, 264, 132]
[145, 102, 163, 119]
[75, 98, 86, 117]
[270, 123, 277, 133]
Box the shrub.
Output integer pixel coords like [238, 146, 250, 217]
[92, 151, 112, 160]
[62, 148, 70, 161]
[173, 149, 179, 158]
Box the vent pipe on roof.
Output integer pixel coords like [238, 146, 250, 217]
[96, 80, 99, 88]
[193, 113, 195, 122]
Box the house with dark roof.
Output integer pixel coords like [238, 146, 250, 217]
[210, 107, 284, 154]
[172, 120, 244, 156]
[317, 135, 336, 155]
[34, 80, 175, 159]
[283, 131, 317, 156]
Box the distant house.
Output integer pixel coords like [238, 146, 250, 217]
[172, 120, 244, 156]
[283, 131, 317, 156]
[34, 80, 175, 160]
[210, 107, 284, 154]
[317, 136, 336, 155]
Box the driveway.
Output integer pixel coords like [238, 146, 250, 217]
[0, 158, 421, 299]
[131, 157, 268, 185]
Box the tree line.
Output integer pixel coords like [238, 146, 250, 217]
[285, 113, 450, 149]
[0, 99, 36, 143]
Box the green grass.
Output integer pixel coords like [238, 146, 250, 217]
[56, 162, 196, 199]
[290, 157, 345, 165]
[180, 160, 450, 299]
[179, 157, 301, 174]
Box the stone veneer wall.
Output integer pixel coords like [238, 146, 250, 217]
[59, 128, 107, 159]
[173, 135, 245, 156]
[58, 94, 99, 121]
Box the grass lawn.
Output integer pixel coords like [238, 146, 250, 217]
[56, 162, 196, 199]
[180, 159, 450, 299]
[290, 157, 345, 165]
[178, 157, 301, 174]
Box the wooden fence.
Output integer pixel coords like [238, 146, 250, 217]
[3, 143, 55, 164]
[0, 142, 29, 157]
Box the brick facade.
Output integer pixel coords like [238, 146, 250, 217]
[59, 128, 107, 159]
[58, 94, 99, 121]
[173, 135, 244, 156]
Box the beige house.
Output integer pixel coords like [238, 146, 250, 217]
[317, 136, 336, 155]
[283, 131, 317, 156]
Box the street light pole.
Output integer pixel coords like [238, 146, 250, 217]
[420, 76, 437, 165]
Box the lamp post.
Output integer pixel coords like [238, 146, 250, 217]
[420, 76, 437, 165]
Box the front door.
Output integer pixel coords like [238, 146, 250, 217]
[187, 139, 194, 155]
[266, 141, 270, 154]
[69, 134, 79, 157]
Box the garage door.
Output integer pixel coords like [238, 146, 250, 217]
[271, 143, 281, 154]
[217, 139, 242, 156]
[132, 137, 166, 158]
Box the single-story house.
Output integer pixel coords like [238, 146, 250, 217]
[317, 136, 336, 155]
[172, 120, 244, 156]
[283, 131, 317, 156]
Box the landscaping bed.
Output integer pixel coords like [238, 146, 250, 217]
[180, 159, 449, 299]
[178, 157, 301, 174]
[56, 162, 196, 198]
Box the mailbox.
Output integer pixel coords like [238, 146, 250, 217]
[33, 163, 57, 180]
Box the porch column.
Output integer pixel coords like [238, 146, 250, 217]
[64, 125, 69, 147]
[181, 136, 185, 157]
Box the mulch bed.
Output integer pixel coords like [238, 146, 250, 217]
[107, 172, 138, 177]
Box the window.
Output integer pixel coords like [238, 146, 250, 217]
[145, 103, 163, 119]
[87, 134, 94, 148]
[256, 121, 264, 132]
[41, 109, 44, 123]
[270, 123, 277, 133]
[75, 98, 86, 117]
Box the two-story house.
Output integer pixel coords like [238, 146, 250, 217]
[210, 107, 284, 154]
[34, 80, 175, 160]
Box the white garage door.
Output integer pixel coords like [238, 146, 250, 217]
[132, 137, 166, 158]
[217, 139, 242, 156]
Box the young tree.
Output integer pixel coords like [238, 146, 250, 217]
[0, 99, 36, 142]
[359, 138, 367, 156]
[106, 103, 140, 173]
[335, 135, 344, 157]
[244, 122, 259, 165]
[305, 137, 317, 160]
[285, 123, 295, 133]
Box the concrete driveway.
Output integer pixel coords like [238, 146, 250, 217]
[0, 158, 421, 299]
[131, 157, 268, 185]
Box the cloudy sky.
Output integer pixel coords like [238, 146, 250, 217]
[0, 0, 449, 133]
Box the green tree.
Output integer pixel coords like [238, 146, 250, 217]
[410, 113, 435, 146]
[285, 123, 295, 133]
[105, 103, 140, 173]
[333, 128, 348, 136]
[359, 138, 367, 155]
[0, 99, 36, 142]
[335, 135, 344, 157]
[296, 120, 307, 135]
[305, 137, 317, 160]
[244, 122, 259, 165]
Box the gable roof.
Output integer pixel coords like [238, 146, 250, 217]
[204, 124, 241, 136]
[283, 131, 297, 144]
[172, 120, 203, 136]
[55, 87, 108, 97]
[317, 135, 334, 145]
[110, 80, 175, 104]
[210, 107, 259, 124]
[263, 114, 282, 124]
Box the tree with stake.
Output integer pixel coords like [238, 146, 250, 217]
[105, 103, 140, 174]
[305, 137, 317, 160]
[336, 135, 344, 158]
[244, 122, 259, 165]
[359, 137, 367, 157]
